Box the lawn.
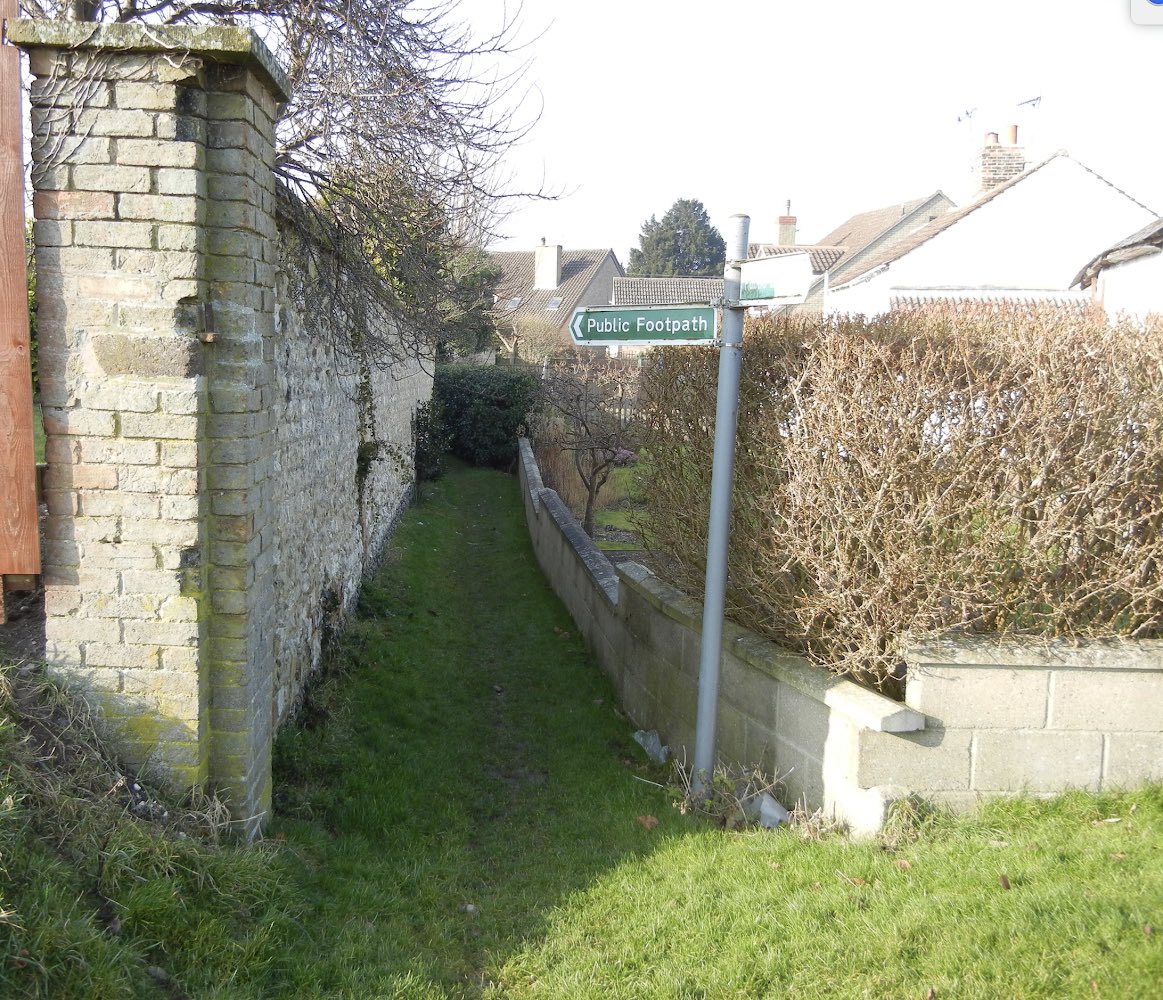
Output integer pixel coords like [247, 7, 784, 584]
[1, 459, 1159, 998]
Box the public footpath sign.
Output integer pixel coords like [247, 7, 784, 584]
[569, 304, 718, 347]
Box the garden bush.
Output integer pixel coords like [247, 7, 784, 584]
[639, 306, 1163, 691]
[411, 397, 450, 481]
[433, 363, 540, 468]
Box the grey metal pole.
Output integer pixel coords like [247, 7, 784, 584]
[692, 213, 749, 794]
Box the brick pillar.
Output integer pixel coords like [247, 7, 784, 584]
[12, 22, 289, 834]
[202, 61, 282, 835]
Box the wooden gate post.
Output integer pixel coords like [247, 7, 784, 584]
[0, 0, 42, 625]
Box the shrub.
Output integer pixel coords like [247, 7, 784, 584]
[433, 363, 540, 468]
[412, 397, 450, 481]
[639, 307, 1163, 691]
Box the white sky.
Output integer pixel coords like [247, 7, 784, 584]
[457, 0, 1163, 263]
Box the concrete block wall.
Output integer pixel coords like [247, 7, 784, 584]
[14, 22, 428, 833]
[518, 440, 924, 835]
[517, 439, 1163, 833]
[904, 638, 1163, 807]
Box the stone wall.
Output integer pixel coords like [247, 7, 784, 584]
[13, 21, 430, 834]
[267, 220, 429, 725]
[517, 439, 1163, 833]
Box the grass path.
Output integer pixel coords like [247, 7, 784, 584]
[266, 462, 1161, 999]
[269, 461, 683, 997]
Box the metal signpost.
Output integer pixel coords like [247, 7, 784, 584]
[569, 215, 811, 794]
[691, 215, 749, 793]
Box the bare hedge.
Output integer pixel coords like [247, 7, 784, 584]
[638, 307, 1163, 692]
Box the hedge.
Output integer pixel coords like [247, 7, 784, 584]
[639, 306, 1163, 692]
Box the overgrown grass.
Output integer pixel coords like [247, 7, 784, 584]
[0, 662, 304, 999]
[2, 460, 1160, 997]
[485, 790, 1163, 998]
[268, 458, 681, 995]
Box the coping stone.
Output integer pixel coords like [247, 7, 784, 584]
[8, 21, 291, 102]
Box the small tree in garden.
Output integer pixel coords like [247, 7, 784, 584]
[539, 352, 643, 537]
[495, 316, 569, 365]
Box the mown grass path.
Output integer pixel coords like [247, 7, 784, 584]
[268, 462, 1162, 1000]
[270, 461, 682, 997]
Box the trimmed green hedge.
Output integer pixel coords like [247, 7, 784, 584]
[433, 364, 540, 469]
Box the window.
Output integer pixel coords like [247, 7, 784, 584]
[505, 296, 522, 311]
[546, 297, 563, 311]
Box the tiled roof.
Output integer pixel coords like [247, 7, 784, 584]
[748, 243, 845, 274]
[1073, 216, 1163, 288]
[813, 192, 953, 264]
[835, 154, 1158, 290]
[611, 276, 723, 306]
[489, 248, 623, 325]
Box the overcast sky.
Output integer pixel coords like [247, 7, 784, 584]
[456, 0, 1163, 263]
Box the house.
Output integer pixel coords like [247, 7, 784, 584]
[820, 130, 1158, 318]
[489, 241, 624, 357]
[1073, 217, 1163, 325]
[772, 197, 955, 313]
[610, 207, 844, 310]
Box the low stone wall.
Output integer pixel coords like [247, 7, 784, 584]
[518, 439, 1163, 832]
[14, 21, 430, 833]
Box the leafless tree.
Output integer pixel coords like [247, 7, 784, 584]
[539, 352, 642, 537]
[23, 0, 545, 365]
[495, 316, 569, 365]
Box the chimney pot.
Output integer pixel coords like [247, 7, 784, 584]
[1004, 124, 1019, 145]
[985, 131, 999, 145]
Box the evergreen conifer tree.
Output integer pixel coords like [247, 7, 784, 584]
[628, 198, 726, 276]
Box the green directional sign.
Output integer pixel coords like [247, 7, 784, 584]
[569, 304, 719, 347]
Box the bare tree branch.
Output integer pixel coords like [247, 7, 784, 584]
[26, 0, 551, 367]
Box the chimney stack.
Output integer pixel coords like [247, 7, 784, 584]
[534, 239, 562, 290]
[979, 125, 1025, 193]
[778, 201, 796, 246]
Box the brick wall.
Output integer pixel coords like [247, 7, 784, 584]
[13, 22, 430, 834]
[980, 138, 1025, 191]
